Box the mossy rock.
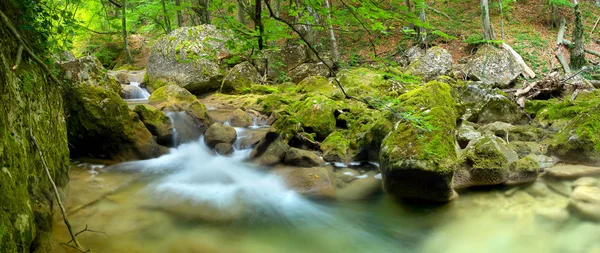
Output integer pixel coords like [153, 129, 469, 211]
[407, 46, 452, 82]
[66, 85, 167, 160]
[380, 81, 460, 202]
[527, 90, 600, 127]
[321, 132, 352, 163]
[148, 85, 214, 134]
[134, 104, 175, 146]
[295, 76, 338, 96]
[271, 94, 338, 141]
[338, 67, 421, 97]
[58, 55, 121, 93]
[220, 61, 260, 94]
[480, 122, 547, 142]
[506, 155, 540, 185]
[463, 135, 510, 185]
[548, 107, 600, 165]
[148, 84, 197, 105]
[468, 94, 529, 124]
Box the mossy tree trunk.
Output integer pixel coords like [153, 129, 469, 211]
[481, 0, 495, 40]
[570, 1, 586, 70]
[121, 0, 133, 63]
[237, 0, 246, 25]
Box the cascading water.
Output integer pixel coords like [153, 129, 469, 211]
[165, 111, 202, 146]
[123, 82, 151, 100]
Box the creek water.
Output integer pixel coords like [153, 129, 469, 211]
[54, 111, 600, 253]
[123, 82, 151, 100]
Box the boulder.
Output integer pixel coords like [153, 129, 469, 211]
[288, 62, 330, 83]
[121, 84, 138, 99]
[464, 44, 522, 88]
[273, 166, 336, 199]
[480, 122, 546, 142]
[506, 155, 540, 185]
[108, 70, 146, 84]
[58, 56, 120, 93]
[544, 164, 600, 179]
[569, 186, 600, 221]
[258, 44, 310, 81]
[204, 123, 237, 148]
[238, 130, 267, 149]
[380, 81, 461, 202]
[148, 85, 214, 135]
[250, 132, 290, 166]
[456, 121, 481, 149]
[509, 141, 543, 157]
[230, 109, 252, 127]
[320, 132, 352, 163]
[548, 108, 600, 165]
[283, 148, 324, 167]
[134, 104, 175, 146]
[573, 177, 599, 188]
[467, 93, 529, 124]
[295, 76, 337, 96]
[407, 46, 453, 81]
[65, 85, 167, 161]
[214, 143, 234, 156]
[146, 25, 230, 94]
[291, 94, 338, 140]
[220, 61, 260, 94]
[462, 135, 511, 186]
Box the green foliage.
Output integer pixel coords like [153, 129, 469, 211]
[549, 0, 574, 8]
[464, 34, 503, 46]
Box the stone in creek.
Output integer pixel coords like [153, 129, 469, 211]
[230, 108, 253, 127]
[573, 177, 599, 188]
[238, 131, 267, 150]
[273, 166, 335, 199]
[214, 143, 234, 156]
[203, 122, 237, 148]
[283, 148, 325, 167]
[545, 164, 600, 179]
[336, 171, 382, 201]
[569, 186, 600, 221]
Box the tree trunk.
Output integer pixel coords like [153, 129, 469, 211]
[161, 0, 172, 33]
[237, 0, 246, 25]
[416, 1, 426, 45]
[121, 0, 133, 63]
[481, 0, 495, 40]
[570, 1, 586, 70]
[325, 0, 340, 63]
[176, 0, 183, 27]
[254, 0, 264, 51]
[551, 3, 558, 28]
[198, 0, 211, 24]
[499, 0, 505, 40]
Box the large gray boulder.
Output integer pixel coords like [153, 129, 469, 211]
[147, 25, 231, 94]
[464, 45, 522, 88]
[58, 56, 120, 93]
[220, 61, 260, 94]
[467, 93, 529, 124]
[257, 44, 310, 81]
[407, 46, 452, 81]
[288, 62, 329, 83]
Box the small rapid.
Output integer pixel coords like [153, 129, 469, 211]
[123, 82, 151, 100]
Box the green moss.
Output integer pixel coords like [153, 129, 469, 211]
[510, 156, 539, 172]
[529, 90, 600, 124]
[321, 132, 351, 162]
[292, 95, 338, 140]
[465, 136, 509, 170]
[134, 104, 171, 136]
[295, 76, 336, 96]
[549, 107, 600, 164]
[256, 93, 295, 113]
[148, 84, 197, 105]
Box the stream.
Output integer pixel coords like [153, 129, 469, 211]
[53, 109, 600, 253]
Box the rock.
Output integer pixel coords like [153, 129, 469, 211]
[65, 85, 167, 161]
[468, 94, 529, 124]
[283, 148, 324, 167]
[134, 104, 175, 146]
[407, 46, 453, 81]
[272, 94, 338, 140]
[464, 44, 522, 88]
[148, 85, 214, 135]
[58, 56, 121, 93]
[220, 61, 260, 94]
[250, 132, 290, 166]
[273, 166, 335, 199]
[120, 84, 138, 99]
[230, 109, 253, 127]
[456, 121, 481, 149]
[535, 207, 570, 223]
[545, 164, 600, 179]
[480, 122, 546, 142]
[545, 178, 572, 197]
[334, 168, 361, 186]
[573, 177, 599, 188]
[295, 76, 337, 96]
[506, 155, 540, 185]
[147, 25, 230, 94]
[336, 171, 382, 201]
[321, 132, 352, 163]
[204, 123, 237, 148]
[258, 44, 310, 81]
[108, 70, 146, 84]
[214, 143, 234, 155]
[525, 181, 552, 197]
[380, 81, 460, 202]
[509, 141, 543, 157]
[569, 186, 600, 221]
[398, 46, 425, 66]
[238, 130, 267, 150]
[463, 135, 511, 186]
[528, 154, 559, 169]
[288, 62, 329, 83]
[548, 108, 600, 165]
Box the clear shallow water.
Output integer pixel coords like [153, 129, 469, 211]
[55, 139, 600, 253]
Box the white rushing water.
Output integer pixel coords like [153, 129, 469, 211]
[124, 82, 151, 100]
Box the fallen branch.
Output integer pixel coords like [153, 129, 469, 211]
[591, 16, 600, 36]
[562, 39, 600, 58]
[555, 18, 570, 73]
[502, 43, 536, 78]
[427, 6, 451, 19]
[0, 10, 62, 85]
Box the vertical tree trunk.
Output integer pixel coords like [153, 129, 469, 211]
[570, 0, 586, 70]
[176, 0, 183, 27]
[121, 0, 133, 63]
[161, 0, 172, 33]
[551, 3, 558, 28]
[237, 0, 246, 25]
[198, 0, 211, 24]
[406, 0, 413, 29]
[406, 0, 412, 12]
[255, 0, 264, 51]
[325, 0, 340, 63]
[416, 1, 426, 45]
[499, 0, 505, 40]
[481, 0, 495, 40]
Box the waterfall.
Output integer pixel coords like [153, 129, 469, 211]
[123, 82, 151, 100]
[165, 111, 202, 146]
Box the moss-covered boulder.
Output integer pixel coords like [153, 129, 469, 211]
[134, 104, 175, 146]
[66, 85, 167, 160]
[288, 62, 329, 83]
[147, 25, 230, 94]
[148, 85, 214, 134]
[468, 93, 529, 124]
[321, 132, 352, 163]
[407, 46, 452, 81]
[220, 61, 260, 94]
[230, 108, 252, 127]
[270, 94, 338, 141]
[58, 55, 120, 93]
[204, 122, 237, 148]
[507, 155, 539, 185]
[295, 76, 337, 96]
[480, 122, 547, 142]
[250, 132, 291, 166]
[456, 121, 482, 148]
[464, 44, 522, 88]
[548, 107, 600, 165]
[463, 135, 511, 186]
[380, 81, 461, 202]
[283, 148, 325, 167]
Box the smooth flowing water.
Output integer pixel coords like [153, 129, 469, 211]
[123, 82, 151, 100]
[54, 116, 600, 252]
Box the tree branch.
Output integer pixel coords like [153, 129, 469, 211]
[106, 0, 123, 8]
[11, 45, 23, 71]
